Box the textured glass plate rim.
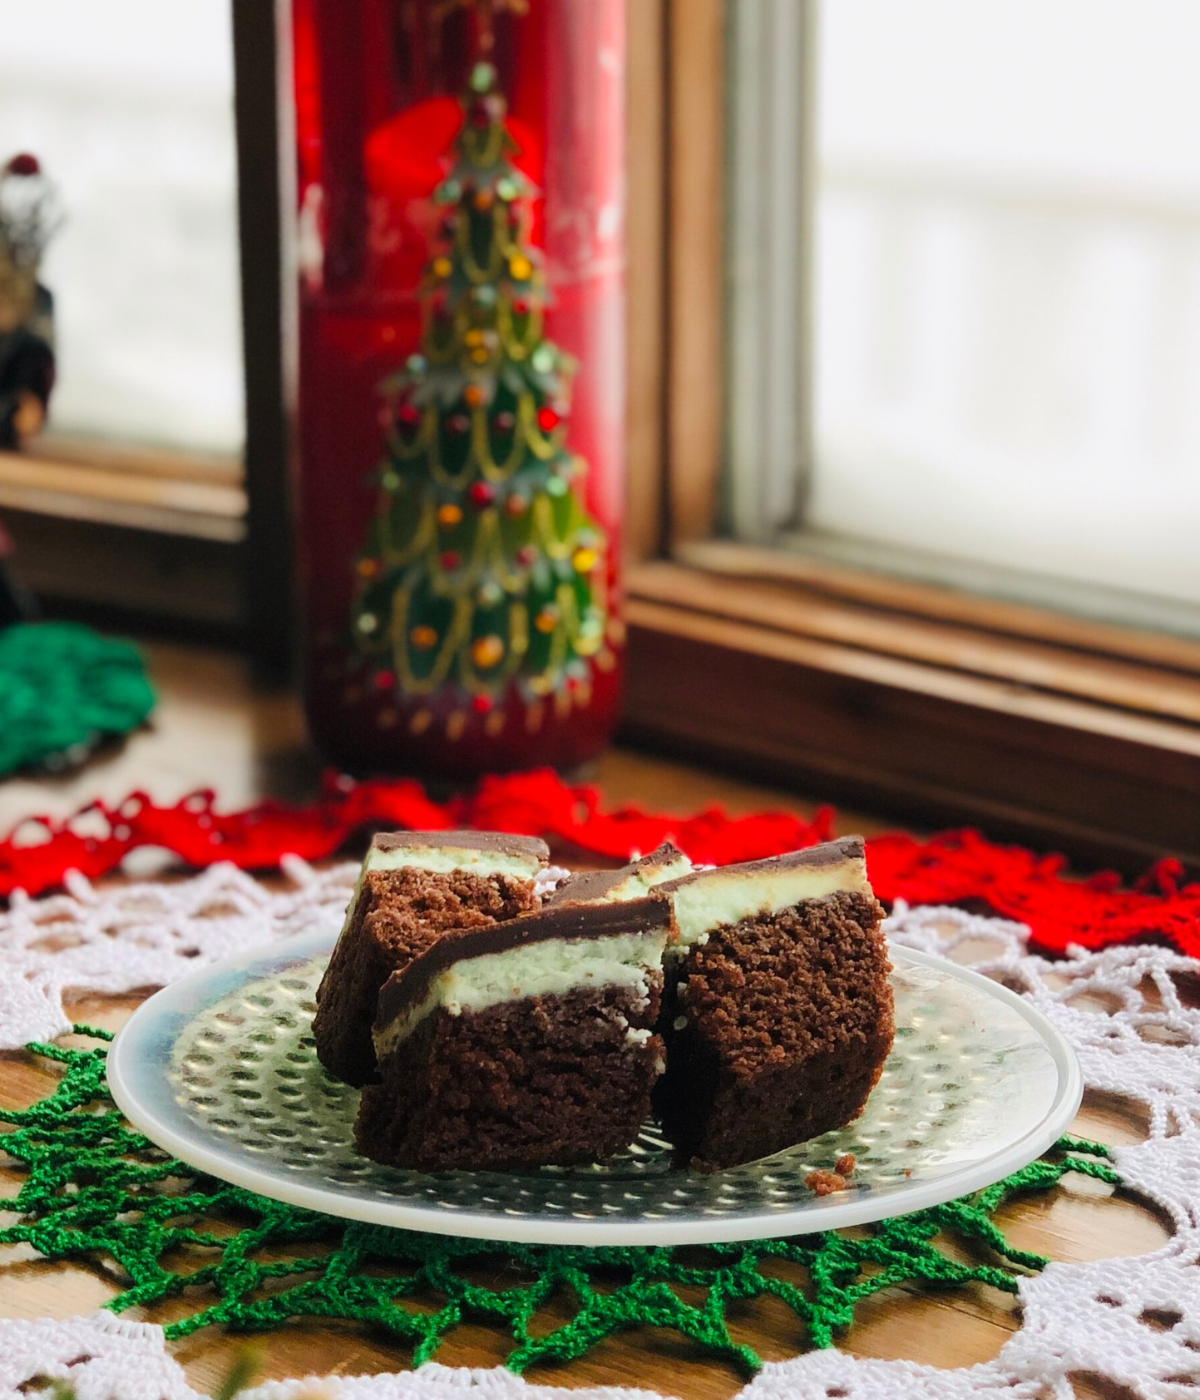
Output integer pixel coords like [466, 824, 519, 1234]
[108, 926, 1083, 1246]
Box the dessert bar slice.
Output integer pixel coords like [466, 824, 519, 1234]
[656, 836, 893, 1171]
[356, 896, 671, 1172]
[545, 840, 692, 905]
[313, 831, 548, 1086]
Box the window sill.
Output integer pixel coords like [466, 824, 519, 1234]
[0, 439, 246, 629]
[623, 549, 1200, 874]
[0, 439, 246, 542]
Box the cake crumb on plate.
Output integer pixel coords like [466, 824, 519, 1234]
[804, 1169, 847, 1196]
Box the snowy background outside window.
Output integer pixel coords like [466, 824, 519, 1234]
[811, 0, 1200, 612]
[0, 1, 243, 456]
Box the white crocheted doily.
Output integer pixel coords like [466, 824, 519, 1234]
[0, 865, 1194, 1400]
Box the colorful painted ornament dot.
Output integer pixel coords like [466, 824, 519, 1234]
[397, 403, 421, 428]
[535, 607, 558, 634]
[517, 545, 538, 565]
[372, 670, 395, 691]
[471, 634, 505, 668]
[409, 708, 432, 735]
[509, 254, 533, 281]
[505, 494, 527, 517]
[446, 414, 470, 436]
[470, 346, 490, 365]
[381, 472, 400, 491]
[464, 384, 485, 409]
[512, 298, 530, 317]
[437, 503, 463, 528]
[531, 346, 554, 373]
[573, 547, 599, 573]
[409, 625, 438, 651]
[465, 329, 485, 348]
[357, 613, 378, 634]
[432, 256, 453, 279]
[546, 476, 568, 497]
[406, 354, 426, 374]
[473, 189, 494, 211]
[494, 411, 516, 433]
[469, 481, 495, 508]
[355, 558, 379, 579]
[471, 693, 494, 714]
[439, 550, 461, 570]
[537, 406, 560, 432]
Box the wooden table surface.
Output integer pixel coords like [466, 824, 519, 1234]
[0, 640, 1162, 1398]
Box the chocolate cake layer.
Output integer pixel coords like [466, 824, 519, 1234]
[356, 983, 665, 1172]
[545, 841, 692, 906]
[656, 887, 893, 1170]
[661, 835, 870, 953]
[312, 831, 548, 1086]
[373, 894, 672, 1057]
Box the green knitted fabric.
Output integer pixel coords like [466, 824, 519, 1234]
[0, 622, 155, 775]
[0, 1029, 1118, 1376]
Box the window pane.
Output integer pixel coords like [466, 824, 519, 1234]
[0, 1, 243, 454]
[809, 0, 1200, 613]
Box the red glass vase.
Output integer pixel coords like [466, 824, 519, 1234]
[291, 0, 625, 778]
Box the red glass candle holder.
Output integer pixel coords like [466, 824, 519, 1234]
[291, 0, 625, 777]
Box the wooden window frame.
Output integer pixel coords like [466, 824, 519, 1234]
[0, 3, 292, 662]
[622, 0, 1200, 874]
[0, 435, 247, 631]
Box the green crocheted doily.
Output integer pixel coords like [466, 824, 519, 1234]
[0, 1029, 1116, 1376]
[0, 621, 155, 776]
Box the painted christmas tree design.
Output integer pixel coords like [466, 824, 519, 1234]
[351, 63, 610, 740]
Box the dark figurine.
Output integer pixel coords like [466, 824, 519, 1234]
[0, 152, 60, 623]
[0, 280, 54, 451]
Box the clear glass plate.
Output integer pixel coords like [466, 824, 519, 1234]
[108, 927, 1082, 1245]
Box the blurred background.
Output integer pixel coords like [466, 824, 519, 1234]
[0, 2, 243, 453]
[0, 0, 1196, 872]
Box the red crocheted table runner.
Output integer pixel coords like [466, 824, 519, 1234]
[3, 767, 1197, 957]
